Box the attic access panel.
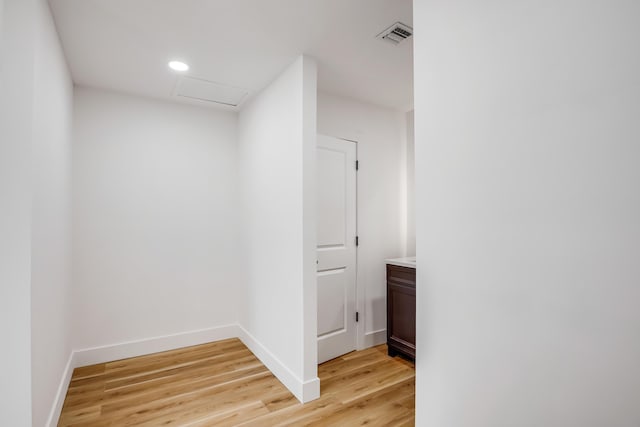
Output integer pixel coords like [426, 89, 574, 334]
[175, 76, 249, 107]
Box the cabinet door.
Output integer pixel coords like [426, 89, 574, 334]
[387, 281, 416, 358]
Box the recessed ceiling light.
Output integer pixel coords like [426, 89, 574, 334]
[168, 61, 189, 72]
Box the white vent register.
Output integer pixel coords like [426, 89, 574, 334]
[376, 22, 413, 45]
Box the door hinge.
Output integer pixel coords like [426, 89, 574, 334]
[355, 160, 359, 170]
[355, 236, 359, 246]
[356, 312, 359, 322]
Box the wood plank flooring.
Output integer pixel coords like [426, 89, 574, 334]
[58, 338, 415, 426]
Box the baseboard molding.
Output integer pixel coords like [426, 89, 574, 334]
[237, 326, 320, 403]
[73, 324, 240, 367]
[301, 376, 321, 402]
[48, 323, 320, 426]
[363, 328, 387, 349]
[46, 351, 76, 427]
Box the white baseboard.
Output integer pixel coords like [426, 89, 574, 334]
[237, 325, 320, 403]
[73, 324, 240, 367]
[301, 377, 321, 402]
[48, 323, 320, 426]
[49, 324, 240, 426]
[362, 328, 387, 349]
[46, 351, 76, 427]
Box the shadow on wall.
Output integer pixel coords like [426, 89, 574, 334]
[371, 297, 386, 335]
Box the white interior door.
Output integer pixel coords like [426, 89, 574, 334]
[317, 134, 357, 364]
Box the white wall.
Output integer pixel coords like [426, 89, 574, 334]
[73, 87, 240, 350]
[414, 1, 640, 426]
[1, 1, 73, 425]
[30, 1, 73, 426]
[238, 55, 319, 402]
[317, 92, 407, 346]
[0, 0, 36, 424]
[405, 110, 415, 256]
[301, 58, 318, 387]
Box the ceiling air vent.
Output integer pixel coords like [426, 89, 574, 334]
[376, 22, 413, 45]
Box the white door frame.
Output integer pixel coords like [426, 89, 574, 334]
[347, 137, 365, 352]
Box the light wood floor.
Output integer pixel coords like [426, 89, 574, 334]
[58, 338, 415, 426]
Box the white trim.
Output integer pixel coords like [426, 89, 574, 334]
[49, 325, 238, 426]
[363, 328, 387, 349]
[301, 377, 321, 401]
[237, 325, 320, 403]
[47, 323, 320, 425]
[351, 137, 369, 353]
[73, 324, 240, 367]
[46, 351, 76, 427]
[354, 139, 366, 352]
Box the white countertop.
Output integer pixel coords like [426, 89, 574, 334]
[385, 256, 416, 269]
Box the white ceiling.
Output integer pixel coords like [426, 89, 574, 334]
[49, 0, 413, 111]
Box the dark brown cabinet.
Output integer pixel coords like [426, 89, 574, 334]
[387, 264, 416, 360]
